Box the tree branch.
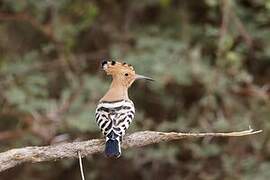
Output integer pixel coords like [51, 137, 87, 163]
[0, 128, 262, 172]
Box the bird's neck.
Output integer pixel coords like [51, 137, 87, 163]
[101, 79, 129, 101]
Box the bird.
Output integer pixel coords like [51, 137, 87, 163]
[95, 60, 153, 158]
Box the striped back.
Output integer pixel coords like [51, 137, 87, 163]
[95, 99, 135, 138]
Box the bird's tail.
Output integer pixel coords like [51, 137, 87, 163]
[105, 136, 121, 158]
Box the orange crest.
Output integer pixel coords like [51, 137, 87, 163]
[101, 60, 135, 77]
[100, 60, 153, 89]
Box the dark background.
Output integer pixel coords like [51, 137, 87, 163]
[0, 0, 269, 179]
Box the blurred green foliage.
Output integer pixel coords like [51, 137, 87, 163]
[0, 0, 269, 179]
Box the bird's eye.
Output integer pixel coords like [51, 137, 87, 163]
[125, 73, 129, 76]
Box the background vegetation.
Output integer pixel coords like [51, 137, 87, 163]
[0, 0, 269, 179]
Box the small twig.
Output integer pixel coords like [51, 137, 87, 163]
[217, 0, 253, 59]
[0, 128, 262, 172]
[78, 151, 85, 180]
[232, 10, 253, 48]
[217, 0, 231, 59]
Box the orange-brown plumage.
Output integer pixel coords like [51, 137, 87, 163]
[96, 60, 153, 158]
[101, 60, 149, 101]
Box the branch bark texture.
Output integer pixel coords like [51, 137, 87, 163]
[0, 129, 262, 172]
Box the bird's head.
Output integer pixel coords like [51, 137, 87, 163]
[101, 60, 153, 87]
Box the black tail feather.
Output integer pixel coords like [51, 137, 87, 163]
[105, 139, 121, 158]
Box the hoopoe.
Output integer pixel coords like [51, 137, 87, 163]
[95, 60, 153, 158]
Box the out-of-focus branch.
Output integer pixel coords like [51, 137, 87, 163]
[217, 0, 231, 59]
[218, 0, 253, 53]
[0, 12, 54, 41]
[30, 80, 84, 142]
[0, 128, 262, 172]
[231, 10, 253, 48]
[0, 130, 23, 141]
[219, 0, 230, 41]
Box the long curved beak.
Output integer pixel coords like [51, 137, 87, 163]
[135, 74, 154, 81]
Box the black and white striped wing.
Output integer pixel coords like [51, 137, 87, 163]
[95, 100, 135, 137]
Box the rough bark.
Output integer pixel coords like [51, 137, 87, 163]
[0, 129, 262, 172]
